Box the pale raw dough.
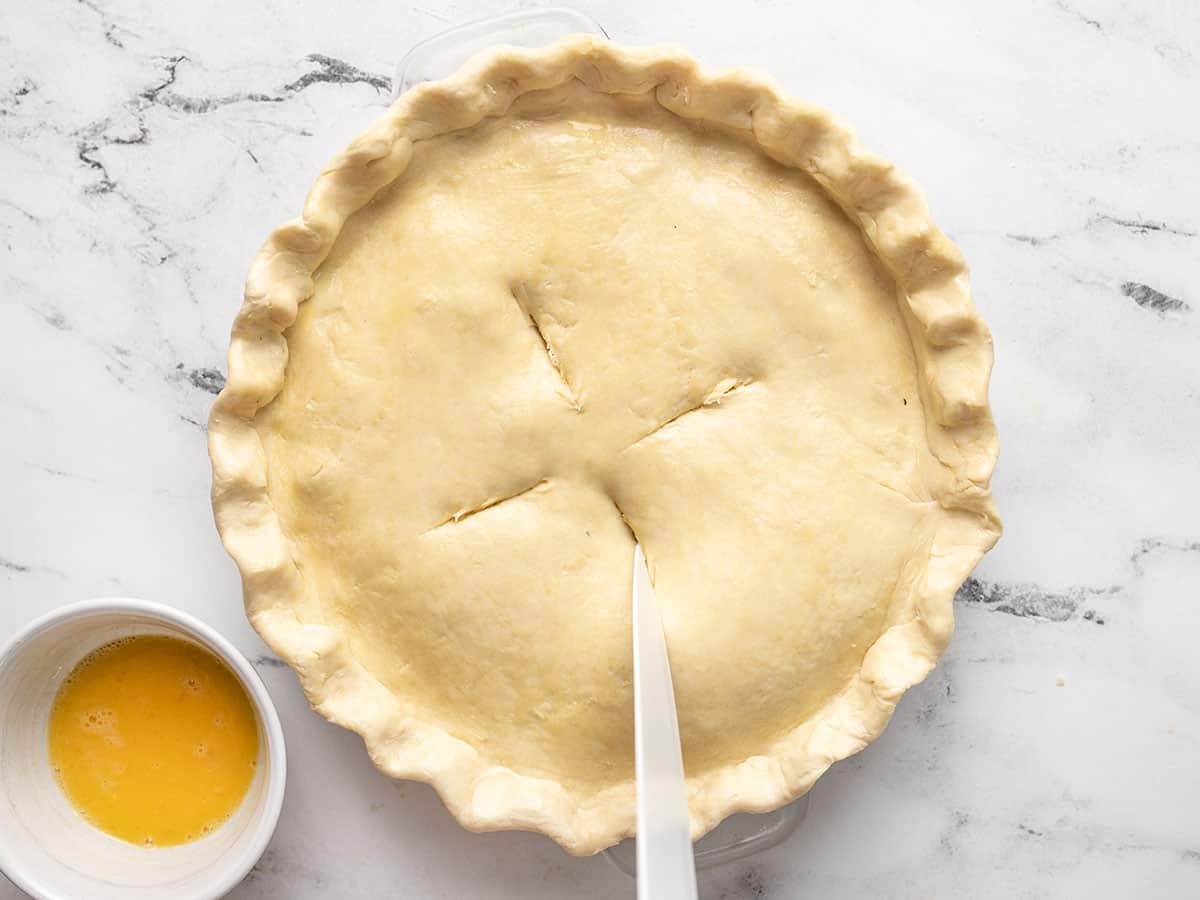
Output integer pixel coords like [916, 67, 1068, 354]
[210, 38, 1000, 854]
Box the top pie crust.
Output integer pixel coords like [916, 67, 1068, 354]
[208, 36, 1001, 854]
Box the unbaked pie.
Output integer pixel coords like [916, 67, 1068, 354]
[209, 37, 1000, 854]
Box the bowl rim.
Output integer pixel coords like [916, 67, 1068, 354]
[0, 597, 287, 900]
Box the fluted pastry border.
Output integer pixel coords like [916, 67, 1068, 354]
[208, 36, 1001, 855]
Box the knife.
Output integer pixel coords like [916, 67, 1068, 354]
[632, 544, 699, 900]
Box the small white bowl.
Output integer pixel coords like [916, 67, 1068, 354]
[0, 598, 286, 900]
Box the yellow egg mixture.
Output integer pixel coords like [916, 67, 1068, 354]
[48, 634, 259, 847]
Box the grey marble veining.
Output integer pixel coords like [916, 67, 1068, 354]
[2, 0, 1199, 897]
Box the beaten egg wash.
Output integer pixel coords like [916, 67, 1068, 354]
[47, 635, 259, 847]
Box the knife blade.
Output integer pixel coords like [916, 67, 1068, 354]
[632, 543, 698, 900]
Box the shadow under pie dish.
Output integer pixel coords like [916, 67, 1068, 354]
[208, 36, 1001, 855]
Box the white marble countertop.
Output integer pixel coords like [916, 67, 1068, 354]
[2, 0, 1198, 896]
